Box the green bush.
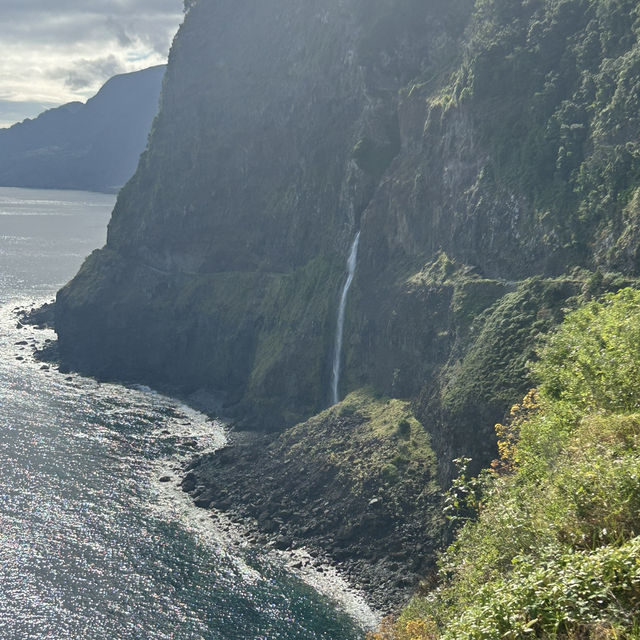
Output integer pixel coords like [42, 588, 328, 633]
[445, 537, 640, 640]
[535, 288, 640, 418]
[381, 287, 640, 639]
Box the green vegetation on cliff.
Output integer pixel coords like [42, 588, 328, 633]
[350, 0, 640, 479]
[277, 388, 438, 501]
[371, 288, 640, 639]
[417, 0, 640, 269]
[56, 0, 640, 440]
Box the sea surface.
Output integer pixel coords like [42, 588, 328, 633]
[0, 187, 370, 639]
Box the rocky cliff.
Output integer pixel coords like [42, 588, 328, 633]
[57, 0, 640, 484]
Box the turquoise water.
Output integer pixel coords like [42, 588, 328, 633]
[0, 187, 368, 639]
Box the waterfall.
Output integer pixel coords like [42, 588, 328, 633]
[330, 231, 361, 405]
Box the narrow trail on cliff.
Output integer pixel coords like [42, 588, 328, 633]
[331, 231, 361, 406]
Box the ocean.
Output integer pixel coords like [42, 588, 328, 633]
[0, 187, 370, 640]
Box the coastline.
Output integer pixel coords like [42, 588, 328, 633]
[152, 455, 381, 632]
[20, 300, 382, 633]
[27, 292, 435, 615]
[178, 426, 435, 616]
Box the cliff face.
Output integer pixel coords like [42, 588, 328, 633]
[345, 0, 640, 474]
[56, 0, 472, 427]
[57, 0, 640, 463]
[0, 66, 165, 193]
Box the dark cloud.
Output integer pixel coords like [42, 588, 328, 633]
[104, 16, 135, 48]
[57, 56, 127, 91]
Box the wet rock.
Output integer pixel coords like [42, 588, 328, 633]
[335, 525, 355, 542]
[260, 519, 278, 534]
[213, 498, 232, 511]
[181, 472, 197, 493]
[274, 535, 292, 550]
[194, 495, 213, 508]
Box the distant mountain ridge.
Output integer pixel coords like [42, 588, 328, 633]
[0, 65, 165, 193]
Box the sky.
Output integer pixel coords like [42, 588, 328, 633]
[0, 0, 184, 128]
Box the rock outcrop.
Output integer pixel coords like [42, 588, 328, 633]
[183, 390, 443, 610]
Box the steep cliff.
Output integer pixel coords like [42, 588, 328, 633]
[53, 0, 640, 608]
[56, 0, 473, 427]
[57, 0, 640, 466]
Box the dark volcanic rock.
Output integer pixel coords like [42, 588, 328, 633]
[181, 473, 197, 494]
[185, 392, 444, 613]
[20, 302, 55, 330]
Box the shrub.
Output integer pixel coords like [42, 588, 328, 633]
[534, 288, 640, 419]
[372, 287, 640, 639]
[397, 419, 412, 439]
[444, 537, 640, 640]
[368, 616, 437, 640]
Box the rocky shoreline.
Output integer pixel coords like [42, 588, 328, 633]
[153, 456, 380, 631]
[180, 421, 443, 615]
[12, 303, 378, 633]
[22, 302, 443, 617]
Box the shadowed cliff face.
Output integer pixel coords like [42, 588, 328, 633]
[105, 0, 473, 273]
[57, 0, 640, 467]
[109, 2, 364, 273]
[56, 0, 474, 428]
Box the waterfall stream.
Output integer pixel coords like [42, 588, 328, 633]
[331, 231, 361, 405]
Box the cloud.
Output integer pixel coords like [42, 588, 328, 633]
[0, 0, 183, 125]
[105, 17, 135, 48]
[56, 56, 127, 91]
